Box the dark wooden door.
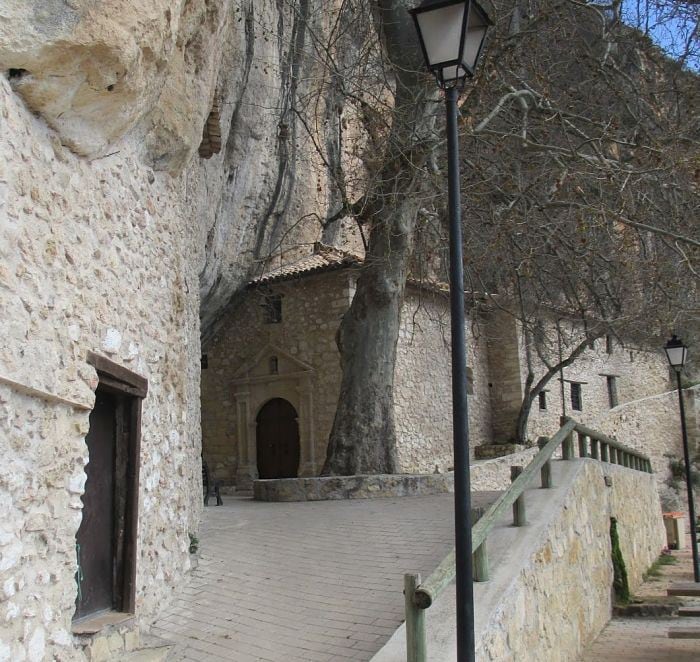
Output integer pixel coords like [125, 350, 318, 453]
[75, 390, 117, 619]
[256, 398, 300, 479]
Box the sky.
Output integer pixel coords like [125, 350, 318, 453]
[621, 0, 699, 69]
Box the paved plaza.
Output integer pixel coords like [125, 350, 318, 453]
[151, 493, 499, 661]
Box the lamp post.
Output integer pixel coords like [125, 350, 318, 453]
[409, 2, 491, 660]
[664, 334, 699, 583]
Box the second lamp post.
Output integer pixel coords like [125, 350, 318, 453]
[409, 2, 491, 660]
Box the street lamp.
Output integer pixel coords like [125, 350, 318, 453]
[409, 2, 491, 660]
[664, 334, 699, 583]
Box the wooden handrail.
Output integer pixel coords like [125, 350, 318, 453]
[404, 417, 652, 659]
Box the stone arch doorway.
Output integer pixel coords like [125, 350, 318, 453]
[256, 398, 300, 479]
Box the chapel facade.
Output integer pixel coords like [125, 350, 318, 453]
[201, 244, 675, 489]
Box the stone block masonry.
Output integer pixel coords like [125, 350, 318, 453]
[0, 76, 203, 660]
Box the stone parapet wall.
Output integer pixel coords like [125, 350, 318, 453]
[470, 448, 539, 492]
[476, 461, 665, 660]
[371, 459, 665, 662]
[252, 473, 456, 502]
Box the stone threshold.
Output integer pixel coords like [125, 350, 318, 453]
[72, 611, 134, 635]
[253, 472, 455, 502]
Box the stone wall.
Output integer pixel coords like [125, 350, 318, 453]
[595, 386, 700, 511]
[202, 276, 496, 484]
[0, 76, 203, 660]
[394, 289, 493, 473]
[519, 325, 672, 443]
[476, 461, 666, 661]
[201, 270, 352, 485]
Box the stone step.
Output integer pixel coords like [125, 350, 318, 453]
[668, 626, 700, 639]
[678, 606, 700, 617]
[667, 582, 700, 597]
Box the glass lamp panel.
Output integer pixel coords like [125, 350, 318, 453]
[415, 3, 465, 68]
[665, 345, 687, 367]
[461, 6, 489, 70]
[440, 64, 461, 82]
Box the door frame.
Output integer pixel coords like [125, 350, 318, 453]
[83, 352, 147, 616]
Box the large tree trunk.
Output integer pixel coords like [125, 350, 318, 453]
[321, 0, 437, 475]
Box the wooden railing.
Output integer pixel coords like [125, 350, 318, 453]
[404, 417, 652, 661]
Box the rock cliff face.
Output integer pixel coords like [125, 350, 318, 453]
[0, 0, 351, 336]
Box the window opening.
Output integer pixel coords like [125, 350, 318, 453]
[538, 390, 547, 410]
[607, 375, 618, 408]
[570, 382, 583, 411]
[262, 294, 282, 324]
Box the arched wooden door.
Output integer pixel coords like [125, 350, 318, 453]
[256, 398, 300, 479]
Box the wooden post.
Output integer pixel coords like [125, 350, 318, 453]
[511, 466, 527, 526]
[471, 506, 489, 581]
[560, 416, 574, 460]
[590, 437, 599, 460]
[473, 541, 489, 582]
[405, 573, 426, 662]
[578, 432, 588, 458]
[538, 437, 552, 488]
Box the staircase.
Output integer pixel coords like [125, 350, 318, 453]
[667, 582, 700, 639]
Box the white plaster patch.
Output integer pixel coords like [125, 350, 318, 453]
[67, 471, 86, 495]
[27, 627, 45, 662]
[0, 543, 22, 572]
[49, 628, 72, 646]
[4, 601, 19, 621]
[101, 328, 122, 354]
[2, 577, 16, 599]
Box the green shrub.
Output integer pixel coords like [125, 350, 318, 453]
[610, 518, 630, 604]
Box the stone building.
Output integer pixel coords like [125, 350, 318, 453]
[201, 245, 675, 489]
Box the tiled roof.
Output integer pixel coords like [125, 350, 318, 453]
[249, 244, 362, 286]
[249, 243, 458, 297]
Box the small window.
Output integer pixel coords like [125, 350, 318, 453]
[629, 351, 634, 362]
[607, 376, 618, 408]
[538, 391, 547, 410]
[570, 383, 583, 411]
[466, 366, 474, 395]
[269, 356, 279, 374]
[606, 335, 613, 355]
[262, 294, 282, 324]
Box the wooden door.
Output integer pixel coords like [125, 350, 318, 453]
[256, 398, 300, 479]
[75, 390, 117, 618]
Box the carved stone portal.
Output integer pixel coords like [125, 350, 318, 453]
[232, 344, 315, 488]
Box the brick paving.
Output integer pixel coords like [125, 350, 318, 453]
[151, 492, 500, 662]
[581, 534, 700, 661]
